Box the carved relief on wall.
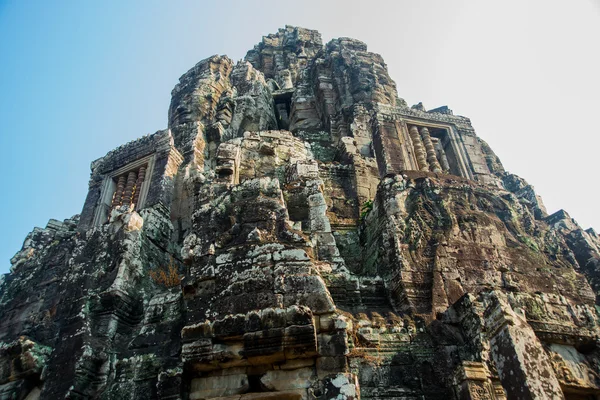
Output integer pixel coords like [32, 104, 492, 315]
[467, 381, 493, 400]
[546, 343, 600, 396]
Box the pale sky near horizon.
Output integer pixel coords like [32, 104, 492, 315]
[1, 0, 599, 275]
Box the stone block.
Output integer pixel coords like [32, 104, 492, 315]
[316, 356, 348, 373]
[190, 374, 249, 399]
[213, 314, 247, 340]
[260, 368, 313, 391]
[318, 331, 348, 357]
[243, 328, 285, 364]
[284, 324, 318, 359]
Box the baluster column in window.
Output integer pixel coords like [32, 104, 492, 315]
[131, 166, 146, 207]
[409, 125, 429, 171]
[111, 175, 126, 209]
[420, 126, 442, 173]
[121, 170, 138, 207]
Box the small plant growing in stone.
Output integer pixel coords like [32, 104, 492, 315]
[360, 199, 374, 222]
[148, 258, 181, 288]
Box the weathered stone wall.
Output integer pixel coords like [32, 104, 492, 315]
[1, 26, 599, 400]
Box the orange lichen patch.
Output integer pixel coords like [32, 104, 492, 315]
[149, 258, 182, 288]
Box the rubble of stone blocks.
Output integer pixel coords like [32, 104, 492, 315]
[1, 25, 599, 399]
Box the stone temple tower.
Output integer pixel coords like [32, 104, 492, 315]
[2, 26, 600, 400]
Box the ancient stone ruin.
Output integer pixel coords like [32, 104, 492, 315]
[1, 26, 599, 400]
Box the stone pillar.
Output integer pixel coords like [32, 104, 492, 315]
[409, 125, 428, 171]
[372, 117, 409, 176]
[454, 362, 496, 400]
[433, 138, 451, 172]
[420, 127, 442, 173]
[111, 175, 126, 209]
[400, 122, 419, 170]
[131, 166, 146, 207]
[121, 171, 138, 206]
[483, 292, 564, 400]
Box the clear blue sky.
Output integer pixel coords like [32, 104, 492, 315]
[1, 0, 599, 275]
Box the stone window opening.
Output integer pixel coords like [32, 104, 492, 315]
[428, 126, 465, 177]
[109, 165, 147, 214]
[92, 155, 155, 226]
[405, 122, 469, 178]
[273, 89, 293, 130]
[407, 124, 445, 173]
